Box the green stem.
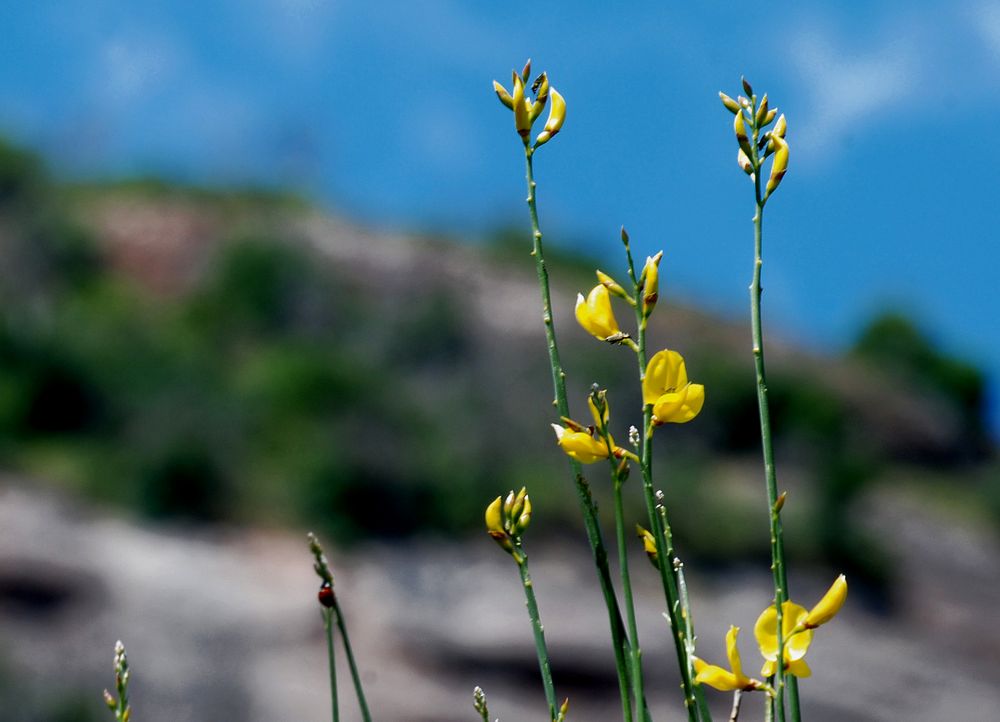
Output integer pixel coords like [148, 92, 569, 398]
[517, 551, 559, 720]
[523, 147, 634, 714]
[323, 608, 340, 722]
[611, 468, 646, 721]
[749, 112, 791, 722]
[332, 600, 372, 722]
[624, 237, 707, 721]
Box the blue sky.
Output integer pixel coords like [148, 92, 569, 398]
[2, 1, 999, 430]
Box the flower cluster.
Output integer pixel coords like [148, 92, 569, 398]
[721, 77, 789, 200]
[694, 575, 848, 693]
[484, 487, 533, 558]
[493, 60, 566, 149]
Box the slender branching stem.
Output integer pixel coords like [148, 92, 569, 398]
[523, 147, 634, 714]
[323, 608, 340, 722]
[611, 466, 646, 721]
[748, 98, 793, 722]
[516, 550, 559, 720]
[623, 234, 707, 721]
[332, 600, 372, 722]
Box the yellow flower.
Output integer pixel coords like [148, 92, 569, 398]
[534, 88, 565, 147]
[694, 626, 765, 692]
[642, 350, 705, 425]
[575, 284, 621, 341]
[804, 574, 847, 629]
[552, 394, 635, 464]
[635, 525, 659, 568]
[754, 601, 813, 678]
[639, 252, 662, 317]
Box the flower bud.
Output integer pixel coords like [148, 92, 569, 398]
[640, 251, 662, 317]
[534, 88, 566, 147]
[530, 72, 549, 122]
[737, 148, 753, 175]
[773, 113, 787, 139]
[719, 91, 741, 114]
[763, 108, 777, 126]
[493, 80, 514, 109]
[512, 75, 531, 141]
[765, 135, 788, 196]
[485, 496, 504, 535]
[734, 111, 753, 160]
[636, 525, 660, 568]
[596, 270, 628, 299]
[754, 94, 769, 127]
[520, 58, 532, 84]
[741, 76, 754, 98]
[103, 690, 116, 710]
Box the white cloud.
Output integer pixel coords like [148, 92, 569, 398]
[789, 26, 919, 157]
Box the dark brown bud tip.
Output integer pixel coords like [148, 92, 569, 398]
[318, 581, 336, 608]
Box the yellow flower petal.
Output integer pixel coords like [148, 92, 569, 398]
[760, 658, 777, 678]
[651, 383, 704, 425]
[575, 285, 620, 340]
[787, 657, 811, 678]
[805, 574, 847, 628]
[695, 664, 742, 692]
[643, 349, 688, 405]
[551, 424, 609, 464]
[485, 496, 504, 534]
[725, 626, 745, 681]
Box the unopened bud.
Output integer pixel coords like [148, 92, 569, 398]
[737, 148, 753, 175]
[534, 87, 565, 147]
[520, 59, 532, 84]
[774, 491, 787, 513]
[741, 76, 754, 98]
[512, 75, 530, 142]
[765, 136, 789, 196]
[530, 72, 550, 122]
[103, 690, 116, 710]
[719, 91, 741, 114]
[734, 112, 753, 159]
[763, 108, 777, 126]
[595, 270, 628, 299]
[493, 81, 514, 109]
[754, 94, 769, 126]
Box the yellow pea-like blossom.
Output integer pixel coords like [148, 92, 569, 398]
[552, 394, 636, 464]
[642, 349, 705, 425]
[765, 135, 789, 196]
[635, 525, 659, 568]
[639, 252, 662, 318]
[754, 601, 814, 678]
[694, 626, 765, 692]
[575, 284, 621, 341]
[734, 111, 753, 160]
[534, 88, 566, 147]
[804, 574, 847, 629]
[551, 424, 609, 463]
[512, 75, 531, 140]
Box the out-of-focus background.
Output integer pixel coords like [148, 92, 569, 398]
[0, 2, 998, 721]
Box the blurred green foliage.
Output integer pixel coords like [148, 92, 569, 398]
[0, 138, 993, 584]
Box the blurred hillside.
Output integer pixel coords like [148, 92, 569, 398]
[0, 137, 996, 590]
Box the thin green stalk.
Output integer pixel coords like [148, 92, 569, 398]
[523, 147, 635, 715]
[323, 608, 340, 722]
[516, 551, 559, 720]
[623, 237, 707, 722]
[611, 467, 646, 721]
[332, 600, 372, 722]
[749, 111, 794, 722]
